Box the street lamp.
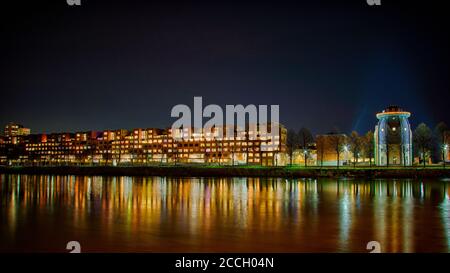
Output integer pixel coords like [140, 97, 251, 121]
[443, 144, 448, 169]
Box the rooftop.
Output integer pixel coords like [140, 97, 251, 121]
[376, 105, 411, 119]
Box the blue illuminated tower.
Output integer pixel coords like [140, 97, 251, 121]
[374, 106, 412, 166]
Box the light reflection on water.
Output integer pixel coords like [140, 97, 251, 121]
[0, 174, 449, 253]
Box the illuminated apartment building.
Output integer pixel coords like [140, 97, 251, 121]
[3, 122, 31, 145]
[171, 124, 287, 166]
[4, 122, 31, 137]
[0, 123, 287, 166]
[1, 123, 31, 164]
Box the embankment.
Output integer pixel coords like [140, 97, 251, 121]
[1, 165, 450, 179]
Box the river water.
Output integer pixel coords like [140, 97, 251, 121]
[1, 174, 449, 252]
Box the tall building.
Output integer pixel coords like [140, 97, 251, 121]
[374, 106, 412, 166]
[4, 122, 30, 137]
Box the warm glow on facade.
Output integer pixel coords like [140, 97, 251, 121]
[0, 124, 287, 166]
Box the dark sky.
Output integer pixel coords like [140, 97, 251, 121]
[1, 0, 449, 135]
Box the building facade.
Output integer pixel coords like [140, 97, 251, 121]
[291, 143, 317, 166]
[0, 123, 287, 166]
[374, 106, 412, 166]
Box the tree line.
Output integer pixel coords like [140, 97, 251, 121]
[286, 122, 448, 167]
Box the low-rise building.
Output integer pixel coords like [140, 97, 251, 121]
[291, 143, 317, 166]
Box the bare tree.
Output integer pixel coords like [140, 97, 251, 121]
[316, 136, 325, 168]
[413, 123, 433, 167]
[286, 129, 299, 165]
[362, 130, 374, 167]
[298, 127, 314, 167]
[434, 122, 448, 167]
[328, 133, 346, 168]
[349, 131, 362, 167]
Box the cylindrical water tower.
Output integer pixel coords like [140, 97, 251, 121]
[374, 106, 412, 166]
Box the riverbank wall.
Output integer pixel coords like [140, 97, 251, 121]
[1, 165, 450, 179]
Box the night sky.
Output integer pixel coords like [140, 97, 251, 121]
[1, 0, 449, 135]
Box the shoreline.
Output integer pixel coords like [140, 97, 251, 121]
[1, 165, 450, 179]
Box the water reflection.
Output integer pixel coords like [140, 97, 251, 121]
[0, 174, 449, 252]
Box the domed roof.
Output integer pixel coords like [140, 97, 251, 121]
[376, 105, 411, 119]
[384, 105, 403, 113]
